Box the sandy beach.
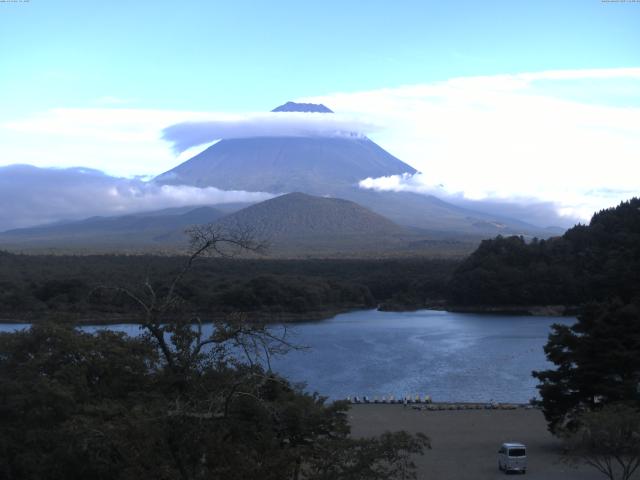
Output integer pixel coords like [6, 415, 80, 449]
[348, 405, 607, 480]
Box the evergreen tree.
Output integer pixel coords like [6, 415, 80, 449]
[533, 299, 640, 433]
[449, 197, 640, 307]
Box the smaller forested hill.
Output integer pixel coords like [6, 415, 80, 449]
[448, 198, 640, 306]
[216, 192, 404, 238]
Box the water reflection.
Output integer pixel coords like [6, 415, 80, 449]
[0, 309, 575, 403]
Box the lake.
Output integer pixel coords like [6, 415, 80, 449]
[0, 309, 575, 403]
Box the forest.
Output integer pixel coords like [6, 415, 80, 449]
[0, 198, 640, 323]
[2, 198, 640, 323]
[2, 200, 640, 478]
[0, 252, 456, 323]
[448, 198, 640, 307]
[0, 230, 431, 479]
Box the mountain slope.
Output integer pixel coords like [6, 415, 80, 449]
[155, 102, 554, 237]
[216, 192, 403, 238]
[0, 206, 228, 248]
[332, 188, 546, 235]
[212, 192, 473, 256]
[156, 100, 416, 194]
[156, 136, 417, 195]
[0, 193, 479, 256]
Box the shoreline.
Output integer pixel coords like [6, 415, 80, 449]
[442, 304, 579, 316]
[347, 400, 533, 409]
[0, 306, 368, 326]
[0, 303, 577, 326]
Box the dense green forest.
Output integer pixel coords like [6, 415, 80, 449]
[0, 230, 431, 479]
[448, 198, 640, 307]
[0, 253, 456, 323]
[3, 198, 639, 323]
[2, 201, 639, 477]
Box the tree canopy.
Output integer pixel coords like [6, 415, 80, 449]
[533, 299, 640, 434]
[0, 253, 455, 323]
[0, 226, 431, 479]
[448, 198, 640, 307]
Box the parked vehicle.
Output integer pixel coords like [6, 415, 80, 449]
[498, 442, 527, 474]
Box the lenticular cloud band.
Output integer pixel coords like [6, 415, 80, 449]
[162, 112, 377, 153]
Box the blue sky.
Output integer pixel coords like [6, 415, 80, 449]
[2, 0, 638, 114]
[0, 0, 639, 228]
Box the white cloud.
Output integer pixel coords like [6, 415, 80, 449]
[1, 68, 638, 222]
[359, 173, 577, 227]
[162, 112, 376, 153]
[0, 108, 213, 177]
[518, 67, 640, 81]
[0, 165, 273, 231]
[0, 108, 376, 176]
[300, 68, 640, 220]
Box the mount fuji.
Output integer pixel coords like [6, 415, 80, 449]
[156, 102, 548, 236]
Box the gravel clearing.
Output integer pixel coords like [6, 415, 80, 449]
[348, 405, 608, 480]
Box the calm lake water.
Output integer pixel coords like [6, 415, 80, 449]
[0, 309, 575, 403]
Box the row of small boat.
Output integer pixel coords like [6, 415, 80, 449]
[347, 396, 523, 410]
[347, 395, 432, 404]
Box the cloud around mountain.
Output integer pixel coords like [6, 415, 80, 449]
[359, 173, 578, 228]
[0, 165, 273, 231]
[162, 112, 377, 153]
[301, 68, 640, 222]
[2, 69, 637, 226]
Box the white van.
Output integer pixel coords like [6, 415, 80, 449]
[498, 442, 527, 474]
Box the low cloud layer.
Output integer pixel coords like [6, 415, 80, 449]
[162, 112, 376, 153]
[0, 165, 273, 231]
[1, 109, 377, 175]
[303, 67, 640, 221]
[360, 173, 582, 228]
[1, 68, 638, 222]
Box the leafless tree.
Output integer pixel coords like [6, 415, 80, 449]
[97, 224, 288, 373]
[562, 403, 640, 480]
